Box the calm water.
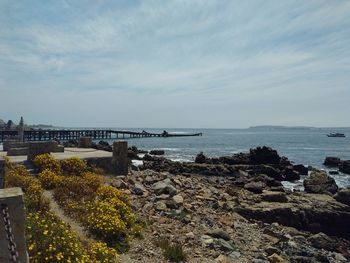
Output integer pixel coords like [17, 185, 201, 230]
[2, 127, 349, 187]
[105, 127, 350, 188]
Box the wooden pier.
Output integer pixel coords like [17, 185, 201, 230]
[0, 129, 202, 142]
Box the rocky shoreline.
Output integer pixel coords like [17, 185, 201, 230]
[60, 140, 350, 261]
[102, 144, 350, 262]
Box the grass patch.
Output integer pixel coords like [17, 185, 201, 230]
[163, 243, 187, 262]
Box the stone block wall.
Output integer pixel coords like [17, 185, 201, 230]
[0, 187, 29, 263]
[78, 137, 93, 148]
[27, 141, 62, 161]
[112, 141, 128, 175]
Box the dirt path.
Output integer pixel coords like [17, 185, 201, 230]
[43, 190, 94, 245]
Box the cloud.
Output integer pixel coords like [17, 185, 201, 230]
[0, 0, 350, 127]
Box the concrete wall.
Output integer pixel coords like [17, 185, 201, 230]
[0, 188, 29, 263]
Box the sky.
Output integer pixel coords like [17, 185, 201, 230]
[0, 0, 350, 128]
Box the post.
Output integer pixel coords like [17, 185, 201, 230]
[0, 187, 29, 263]
[18, 117, 24, 143]
[112, 141, 128, 175]
[78, 137, 92, 148]
[0, 158, 5, 189]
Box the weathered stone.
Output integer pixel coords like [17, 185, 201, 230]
[293, 164, 308, 176]
[149, 150, 165, 155]
[267, 253, 286, 263]
[265, 246, 280, 256]
[255, 165, 283, 181]
[236, 191, 350, 239]
[303, 171, 338, 194]
[261, 191, 288, 203]
[339, 160, 350, 175]
[215, 254, 232, 262]
[283, 166, 300, 181]
[201, 234, 214, 246]
[244, 181, 265, 194]
[307, 232, 336, 251]
[112, 179, 128, 189]
[195, 152, 207, 164]
[323, 157, 341, 167]
[155, 201, 167, 211]
[185, 232, 195, 239]
[133, 183, 146, 195]
[215, 238, 234, 251]
[207, 229, 231, 241]
[250, 146, 281, 165]
[172, 194, 184, 205]
[334, 188, 350, 206]
[153, 180, 177, 196]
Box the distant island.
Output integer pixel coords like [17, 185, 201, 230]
[249, 125, 350, 130]
[249, 125, 314, 130]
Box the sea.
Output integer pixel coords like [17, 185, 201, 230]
[1, 126, 350, 189]
[103, 127, 350, 189]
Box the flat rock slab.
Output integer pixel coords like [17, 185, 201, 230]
[236, 190, 350, 239]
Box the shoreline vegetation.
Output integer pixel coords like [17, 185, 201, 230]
[3, 143, 350, 262]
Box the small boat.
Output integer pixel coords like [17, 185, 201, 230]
[327, 132, 346, 137]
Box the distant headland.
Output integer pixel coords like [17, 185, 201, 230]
[0, 118, 54, 130]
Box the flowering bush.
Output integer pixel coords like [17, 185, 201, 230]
[53, 174, 101, 206]
[26, 211, 90, 263]
[96, 185, 130, 204]
[88, 241, 118, 263]
[33, 154, 61, 174]
[85, 200, 128, 251]
[61, 157, 87, 176]
[5, 165, 47, 210]
[38, 169, 64, 190]
[5, 158, 123, 262]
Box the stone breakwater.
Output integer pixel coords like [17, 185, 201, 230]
[110, 145, 350, 262]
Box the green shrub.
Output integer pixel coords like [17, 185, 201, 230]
[163, 243, 187, 262]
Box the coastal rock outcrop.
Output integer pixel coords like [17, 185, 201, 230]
[303, 171, 338, 194]
[63, 139, 78, 147]
[149, 150, 165, 155]
[323, 157, 341, 167]
[293, 164, 308, 175]
[249, 146, 281, 165]
[339, 160, 350, 175]
[236, 190, 350, 239]
[335, 188, 350, 206]
[143, 159, 238, 177]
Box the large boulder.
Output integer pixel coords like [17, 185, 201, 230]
[334, 188, 350, 206]
[195, 152, 208, 164]
[236, 190, 350, 239]
[323, 157, 341, 167]
[339, 160, 350, 175]
[150, 149, 165, 155]
[249, 146, 281, 165]
[219, 153, 251, 165]
[293, 164, 308, 176]
[303, 171, 338, 194]
[253, 165, 283, 181]
[283, 166, 300, 181]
